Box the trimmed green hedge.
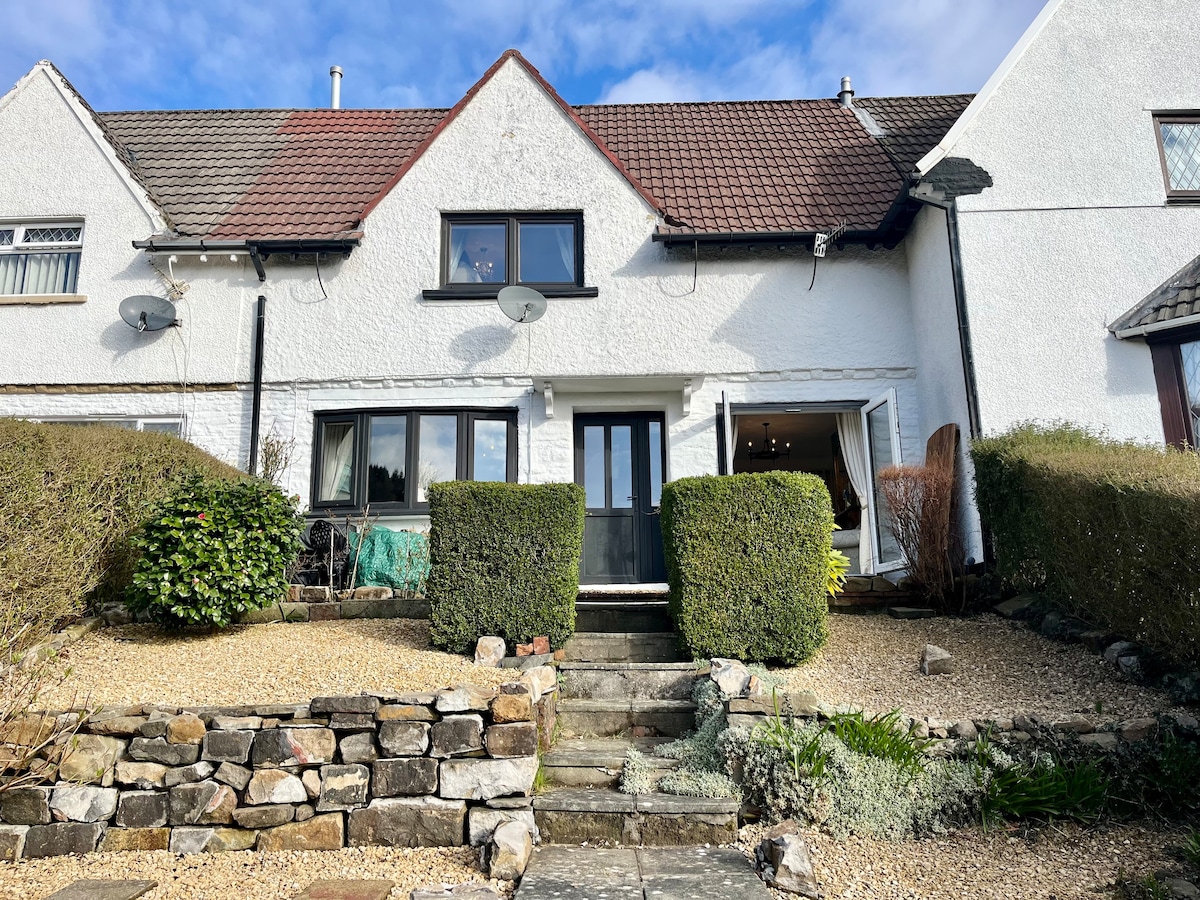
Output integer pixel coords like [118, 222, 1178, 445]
[661, 471, 833, 665]
[0, 418, 243, 646]
[972, 424, 1200, 667]
[426, 481, 585, 654]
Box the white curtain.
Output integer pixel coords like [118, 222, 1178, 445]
[0, 257, 21, 294]
[447, 230, 473, 283]
[554, 225, 575, 280]
[19, 252, 78, 294]
[836, 412, 873, 574]
[320, 423, 355, 502]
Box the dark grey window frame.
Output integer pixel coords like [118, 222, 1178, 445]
[422, 211, 598, 301]
[1154, 113, 1200, 202]
[310, 407, 518, 514]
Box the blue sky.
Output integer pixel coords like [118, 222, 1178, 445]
[3, 0, 1046, 111]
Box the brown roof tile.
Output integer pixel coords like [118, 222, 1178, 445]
[1111, 253, 1200, 335]
[854, 94, 975, 173]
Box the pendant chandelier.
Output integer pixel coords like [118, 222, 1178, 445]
[747, 421, 791, 460]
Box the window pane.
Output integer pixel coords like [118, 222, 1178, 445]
[22, 226, 82, 244]
[21, 252, 79, 293]
[447, 223, 506, 283]
[368, 415, 407, 503]
[1161, 122, 1200, 191]
[0, 230, 13, 246]
[0, 256, 25, 294]
[867, 405, 901, 564]
[1182, 341, 1200, 439]
[473, 418, 508, 482]
[648, 420, 663, 507]
[417, 415, 458, 502]
[318, 421, 355, 502]
[583, 425, 605, 508]
[611, 425, 632, 509]
[519, 222, 575, 283]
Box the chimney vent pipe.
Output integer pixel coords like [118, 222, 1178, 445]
[330, 66, 343, 109]
[838, 75, 854, 108]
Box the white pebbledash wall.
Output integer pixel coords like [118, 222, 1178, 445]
[938, 0, 1200, 443]
[0, 59, 969, 553]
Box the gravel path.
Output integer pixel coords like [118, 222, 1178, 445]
[738, 821, 1188, 899]
[42, 619, 509, 708]
[773, 613, 1186, 723]
[0, 847, 511, 899]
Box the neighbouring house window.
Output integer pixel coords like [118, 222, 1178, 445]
[35, 416, 183, 436]
[312, 408, 517, 511]
[442, 213, 582, 288]
[1155, 115, 1200, 199]
[0, 222, 84, 294]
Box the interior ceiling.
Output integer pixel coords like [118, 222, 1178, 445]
[733, 412, 838, 460]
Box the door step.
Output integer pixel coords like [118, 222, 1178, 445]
[558, 661, 698, 701]
[557, 698, 696, 738]
[563, 631, 684, 663]
[575, 600, 673, 633]
[542, 736, 679, 788]
[532, 787, 739, 846]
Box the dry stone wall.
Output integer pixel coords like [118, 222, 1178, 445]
[0, 673, 556, 861]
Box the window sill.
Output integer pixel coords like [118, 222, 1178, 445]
[421, 286, 599, 302]
[0, 293, 87, 306]
[1166, 196, 1200, 205]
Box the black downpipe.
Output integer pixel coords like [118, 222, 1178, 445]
[248, 294, 266, 476]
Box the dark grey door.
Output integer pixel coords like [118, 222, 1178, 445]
[574, 413, 666, 584]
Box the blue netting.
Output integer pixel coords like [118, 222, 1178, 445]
[347, 526, 430, 592]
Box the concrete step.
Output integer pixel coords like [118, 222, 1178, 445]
[575, 600, 673, 633]
[556, 698, 696, 738]
[563, 631, 685, 663]
[558, 661, 698, 701]
[532, 788, 740, 847]
[542, 736, 679, 788]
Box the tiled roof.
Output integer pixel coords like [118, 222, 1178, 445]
[96, 91, 968, 242]
[855, 94, 975, 173]
[1111, 253, 1200, 336]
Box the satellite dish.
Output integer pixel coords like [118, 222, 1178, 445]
[119, 295, 180, 333]
[497, 285, 547, 324]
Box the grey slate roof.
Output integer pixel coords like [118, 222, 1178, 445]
[1110, 253, 1200, 336]
[855, 94, 975, 173]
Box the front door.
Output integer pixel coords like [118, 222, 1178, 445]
[574, 413, 666, 584]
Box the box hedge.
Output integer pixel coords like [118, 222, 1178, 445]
[660, 471, 833, 665]
[972, 424, 1200, 667]
[0, 418, 243, 647]
[426, 481, 585, 654]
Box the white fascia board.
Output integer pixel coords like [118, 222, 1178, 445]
[1113, 312, 1200, 340]
[915, 0, 1064, 176]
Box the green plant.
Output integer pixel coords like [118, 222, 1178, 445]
[979, 754, 1108, 827]
[972, 423, 1200, 666]
[660, 471, 833, 664]
[0, 418, 242, 647]
[426, 481, 585, 654]
[126, 475, 304, 628]
[750, 692, 831, 781]
[827, 709, 931, 779]
[1184, 829, 1200, 870]
[827, 546, 851, 598]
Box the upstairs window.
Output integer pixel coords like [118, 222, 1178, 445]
[0, 222, 83, 294]
[1155, 115, 1200, 199]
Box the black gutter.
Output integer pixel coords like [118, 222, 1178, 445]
[247, 294, 267, 477]
[908, 190, 983, 440]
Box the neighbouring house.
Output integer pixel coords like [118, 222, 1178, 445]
[1, 0, 1193, 590]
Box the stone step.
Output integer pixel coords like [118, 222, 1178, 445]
[532, 788, 739, 847]
[575, 600, 673, 633]
[45, 882, 157, 900]
[556, 699, 696, 738]
[558, 661, 698, 701]
[542, 737, 679, 788]
[292, 881, 393, 900]
[563, 631, 685, 663]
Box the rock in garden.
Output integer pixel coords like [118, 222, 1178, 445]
[245, 769, 307, 805]
[57, 735, 125, 786]
[467, 806, 537, 846]
[252, 728, 336, 767]
[21, 823, 103, 858]
[475, 637, 506, 667]
[711, 658, 754, 697]
[1118, 717, 1159, 742]
[169, 825, 257, 854]
[232, 804, 294, 829]
[311, 695, 381, 715]
[490, 685, 533, 723]
[373, 758, 438, 797]
[302, 769, 322, 799]
[347, 797, 466, 848]
[316, 764, 370, 811]
[436, 684, 496, 713]
[129, 737, 200, 766]
[86, 715, 148, 737]
[1117, 654, 1144, 678]
[756, 833, 819, 898]
[166, 713, 206, 745]
[519, 666, 556, 701]
[376, 704, 438, 722]
[214, 762, 253, 791]
[1, 787, 50, 825]
[115, 761, 169, 790]
[431, 716, 483, 758]
[484, 723, 537, 759]
[169, 781, 236, 825]
[1103, 640, 1140, 665]
[98, 827, 170, 852]
[487, 820, 532, 880]
[340, 732, 379, 764]
[410, 886, 499, 900]
[116, 791, 169, 828]
[1161, 878, 1200, 900]
[1050, 715, 1093, 734]
[330, 713, 376, 731]
[164, 761, 216, 787]
[439, 757, 538, 800]
[920, 645, 954, 676]
[49, 785, 118, 823]
[202, 729, 254, 764]
[0, 826, 27, 862]
[951, 720, 978, 741]
[1079, 733, 1119, 750]
[210, 715, 263, 731]
[380, 721, 431, 757]
[258, 813, 345, 851]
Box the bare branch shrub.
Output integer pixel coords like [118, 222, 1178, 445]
[258, 427, 295, 488]
[877, 464, 957, 607]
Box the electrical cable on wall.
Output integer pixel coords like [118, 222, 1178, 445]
[314, 254, 329, 300]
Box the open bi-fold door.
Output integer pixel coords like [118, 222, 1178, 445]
[862, 388, 904, 572]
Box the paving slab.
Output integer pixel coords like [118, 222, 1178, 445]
[516, 846, 642, 900]
[44, 881, 157, 900]
[533, 788, 636, 813]
[292, 880, 393, 900]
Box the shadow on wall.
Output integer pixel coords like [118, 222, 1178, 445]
[1103, 332, 1158, 398]
[447, 323, 519, 373]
